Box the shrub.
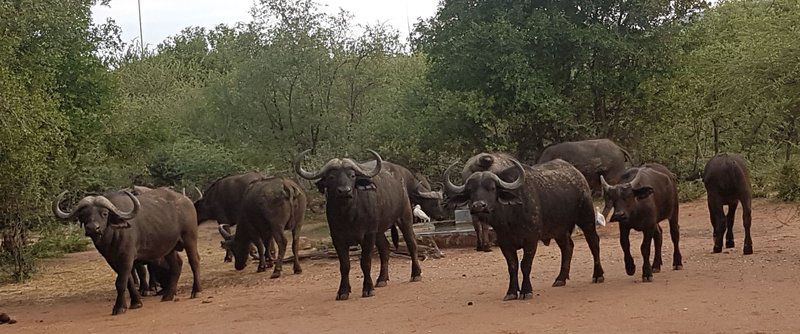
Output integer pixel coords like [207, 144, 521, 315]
[776, 160, 800, 201]
[678, 180, 706, 203]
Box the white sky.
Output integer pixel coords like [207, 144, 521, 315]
[91, 0, 440, 49]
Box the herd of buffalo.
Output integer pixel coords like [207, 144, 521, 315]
[50, 138, 754, 315]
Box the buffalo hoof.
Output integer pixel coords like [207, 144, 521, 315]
[726, 240, 735, 248]
[410, 275, 422, 282]
[503, 293, 518, 301]
[161, 293, 175, 302]
[625, 264, 636, 276]
[139, 290, 151, 297]
[362, 290, 375, 298]
[481, 246, 492, 252]
[293, 267, 302, 275]
[111, 307, 126, 316]
[744, 245, 753, 255]
[223, 257, 232, 263]
[191, 290, 200, 299]
[336, 293, 349, 301]
[592, 276, 604, 283]
[652, 267, 661, 273]
[521, 292, 533, 300]
[257, 266, 267, 273]
[642, 275, 653, 283]
[673, 265, 683, 270]
[375, 280, 388, 287]
[713, 246, 722, 253]
[552, 280, 566, 287]
[270, 271, 281, 279]
[130, 301, 143, 309]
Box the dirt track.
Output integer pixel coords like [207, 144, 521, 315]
[1, 199, 799, 333]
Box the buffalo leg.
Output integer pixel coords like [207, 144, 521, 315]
[652, 225, 663, 273]
[375, 234, 390, 287]
[620, 226, 635, 276]
[255, 238, 267, 273]
[579, 222, 605, 283]
[553, 235, 574, 287]
[500, 244, 520, 301]
[640, 228, 655, 282]
[223, 224, 234, 262]
[471, 215, 484, 252]
[270, 229, 288, 279]
[112, 260, 134, 315]
[161, 251, 182, 301]
[182, 233, 202, 298]
[742, 197, 753, 255]
[291, 227, 302, 274]
[360, 233, 376, 298]
[669, 212, 683, 269]
[133, 263, 149, 296]
[127, 276, 142, 310]
[725, 201, 738, 248]
[708, 194, 725, 253]
[519, 242, 537, 300]
[333, 239, 351, 301]
[397, 215, 422, 281]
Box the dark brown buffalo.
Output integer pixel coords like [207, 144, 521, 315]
[445, 158, 604, 300]
[295, 150, 422, 300]
[53, 188, 201, 315]
[601, 163, 683, 282]
[219, 177, 306, 278]
[703, 153, 753, 255]
[461, 152, 516, 252]
[361, 160, 445, 221]
[537, 139, 633, 200]
[195, 172, 270, 263]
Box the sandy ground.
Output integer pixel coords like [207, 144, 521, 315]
[1, 198, 799, 333]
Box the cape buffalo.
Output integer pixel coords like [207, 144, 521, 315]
[218, 177, 306, 278]
[537, 139, 633, 200]
[195, 172, 271, 263]
[53, 188, 201, 315]
[461, 152, 516, 252]
[601, 163, 683, 282]
[703, 153, 753, 254]
[445, 158, 604, 301]
[295, 150, 422, 300]
[361, 160, 445, 221]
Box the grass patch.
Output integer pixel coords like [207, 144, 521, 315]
[678, 180, 706, 203]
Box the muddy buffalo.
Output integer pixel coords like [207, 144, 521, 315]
[295, 150, 422, 300]
[445, 158, 604, 300]
[460, 152, 516, 252]
[601, 163, 683, 282]
[219, 177, 306, 278]
[703, 153, 753, 255]
[53, 188, 201, 315]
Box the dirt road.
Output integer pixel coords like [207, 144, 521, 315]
[1, 199, 799, 333]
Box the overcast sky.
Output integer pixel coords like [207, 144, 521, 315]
[91, 0, 440, 49]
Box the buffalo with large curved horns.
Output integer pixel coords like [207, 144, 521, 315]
[53, 187, 201, 315]
[295, 149, 422, 300]
[444, 158, 604, 301]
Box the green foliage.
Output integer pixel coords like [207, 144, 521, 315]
[26, 224, 91, 259]
[148, 138, 254, 186]
[678, 180, 706, 203]
[777, 160, 800, 201]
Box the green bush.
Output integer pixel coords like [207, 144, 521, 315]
[777, 160, 800, 201]
[27, 224, 91, 259]
[148, 138, 254, 186]
[678, 180, 706, 203]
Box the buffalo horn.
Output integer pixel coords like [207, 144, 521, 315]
[444, 162, 465, 194]
[218, 224, 233, 240]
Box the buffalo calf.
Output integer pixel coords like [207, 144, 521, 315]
[601, 164, 683, 282]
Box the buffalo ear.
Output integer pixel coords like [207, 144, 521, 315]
[315, 179, 326, 194]
[355, 177, 377, 191]
[633, 186, 654, 200]
[498, 190, 523, 205]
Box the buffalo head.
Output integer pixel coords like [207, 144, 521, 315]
[294, 149, 383, 200]
[600, 171, 653, 224]
[411, 181, 446, 221]
[53, 190, 140, 238]
[444, 159, 525, 216]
